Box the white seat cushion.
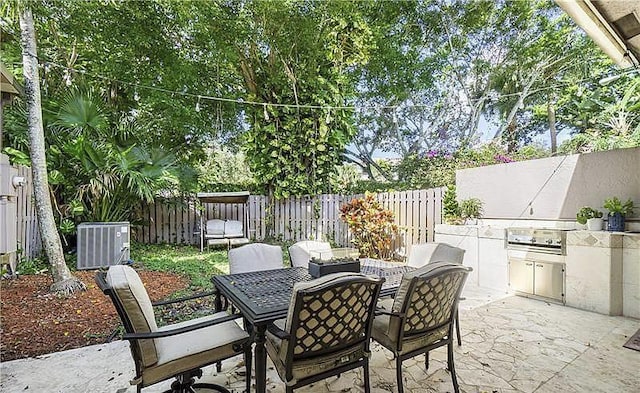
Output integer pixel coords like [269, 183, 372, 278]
[407, 243, 465, 268]
[206, 219, 225, 236]
[288, 241, 333, 268]
[106, 265, 158, 367]
[143, 312, 249, 386]
[228, 243, 284, 274]
[224, 220, 244, 238]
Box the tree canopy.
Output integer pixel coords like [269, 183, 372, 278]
[2, 0, 638, 199]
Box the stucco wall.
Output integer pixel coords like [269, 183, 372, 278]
[456, 147, 640, 220]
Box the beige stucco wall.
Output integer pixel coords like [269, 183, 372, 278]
[456, 147, 640, 220]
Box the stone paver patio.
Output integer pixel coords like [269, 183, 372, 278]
[1, 287, 638, 393]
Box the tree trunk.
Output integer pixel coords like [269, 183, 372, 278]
[19, 7, 85, 295]
[547, 98, 557, 154]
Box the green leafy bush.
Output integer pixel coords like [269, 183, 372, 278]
[603, 197, 634, 216]
[576, 206, 603, 224]
[339, 192, 399, 259]
[442, 185, 462, 224]
[460, 198, 484, 220]
[397, 142, 548, 189]
[16, 257, 49, 275]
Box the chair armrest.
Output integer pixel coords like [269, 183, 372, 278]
[267, 323, 290, 340]
[123, 312, 242, 340]
[152, 289, 218, 307]
[375, 308, 404, 317]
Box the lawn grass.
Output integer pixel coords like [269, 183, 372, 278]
[130, 242, 230, 291]
[130, 242, 292, 292]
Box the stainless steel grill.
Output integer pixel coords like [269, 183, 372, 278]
[506, 227, 567, 255]
[506, 227, 569, 304]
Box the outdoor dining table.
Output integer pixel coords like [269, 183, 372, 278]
[211, 259, 415, 393]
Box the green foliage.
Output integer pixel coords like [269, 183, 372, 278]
[15, 257, 49, 275]
[442, 185, 483, 224]
[576, 206, 603, 225]
[398, 142, 548, 189]
[561, 74, 640, 128]
[131, 243, 230, 291]
[339, 193, 398, 259]
[4, 87, 182, 230]
[197, 146, 255, 191]
[2, 0, 634, 207]
[603, 197, 634, 217]
[398, 153, 457, 189]
[442, 185, 461, 224]
[236, 1, 370, 199]
[1, 147, 30, 166]
[558, 77, 640, 154]
[460, 198, 484, 220]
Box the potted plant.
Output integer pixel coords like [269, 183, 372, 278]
[576, 206, 603, 231]
[603, 197, 634, 232]
[460, 198, 484, 225]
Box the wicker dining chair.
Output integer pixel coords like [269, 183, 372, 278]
[373, 262, 471, 393]
[406, 242, 466, 345]
[96, 265, 251, 393]
[265, 272, 383, 393]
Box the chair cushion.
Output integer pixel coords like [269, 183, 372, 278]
[372, 313, 449, 355]
[224, 220, 244, 238]
[267, 273, 378, 385]
[407, 243, 465, 268]
[373, 262, 461, 352]
[266, 318, 367, 385]
[106, 265, 158, 367]
[228, 243, 284, 274]
[288, 241, 333, 268]
[206, 219, 225, 236]
[143, 312, 249, 386]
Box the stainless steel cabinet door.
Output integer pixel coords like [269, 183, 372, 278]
[534, 262, 564, 300]
[509, 258, 534, 294]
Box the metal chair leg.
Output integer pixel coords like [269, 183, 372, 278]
[396, 357, 404, 393]
[161, 370, 231, 393]
[363, 361, 371, 393]
[455, 309, 462, 346]
[425, 351, 430, 370]
[447, 342, 460, 393]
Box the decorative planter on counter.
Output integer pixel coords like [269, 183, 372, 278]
[587, 217, 604, 231]
[308, 259, 361, 278]
[607, 212, 625, 232]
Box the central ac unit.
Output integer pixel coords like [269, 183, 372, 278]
[77, 222, 130, 270]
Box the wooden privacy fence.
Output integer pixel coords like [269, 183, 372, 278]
[135, 188, 444, 251]
[2, 162, 41, 261]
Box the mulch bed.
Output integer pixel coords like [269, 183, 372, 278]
[0, 270, 188, 361]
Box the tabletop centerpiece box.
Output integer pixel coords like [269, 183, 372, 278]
[308, 248, 361, 278]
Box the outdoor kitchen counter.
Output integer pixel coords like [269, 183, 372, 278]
[434, 224, 508, 292]
[565, 231, 640, 318]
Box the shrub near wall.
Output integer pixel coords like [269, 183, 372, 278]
[398, 142, 548, 189]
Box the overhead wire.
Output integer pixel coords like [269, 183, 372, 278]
[37, 59, 633, 113]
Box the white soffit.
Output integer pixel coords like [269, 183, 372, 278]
[556, 0, 640, 68]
